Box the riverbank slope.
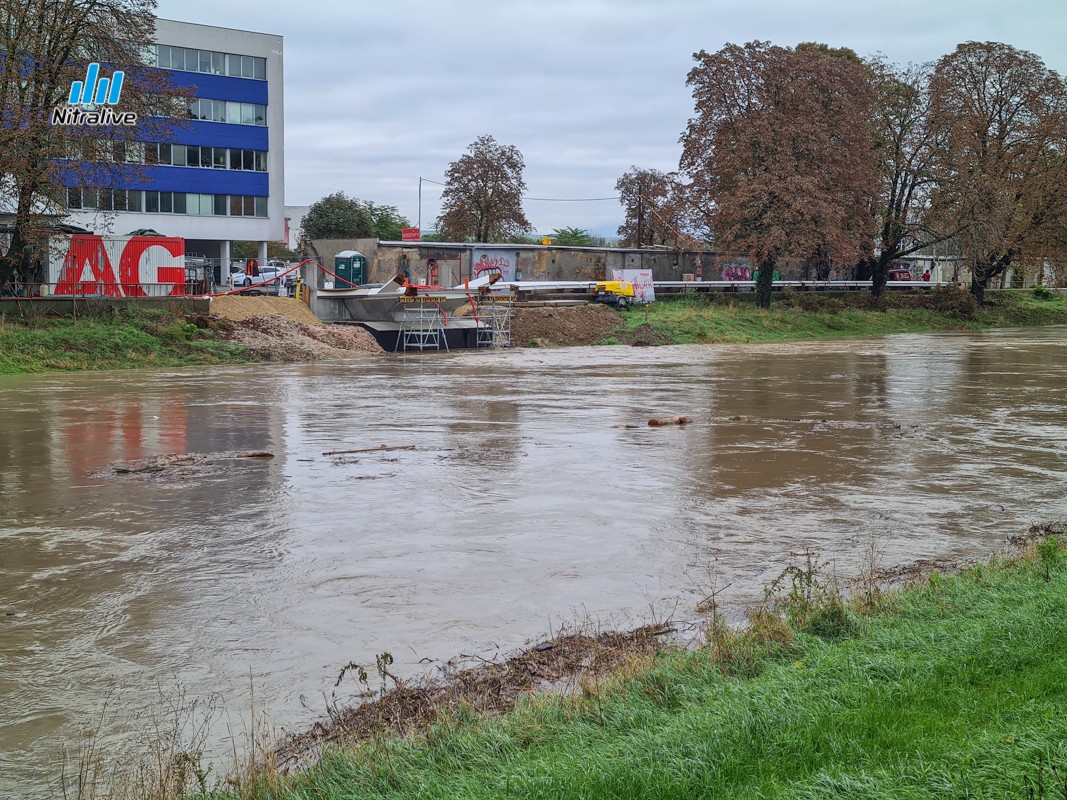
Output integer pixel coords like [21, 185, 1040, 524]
[605, 286, 1067, 346]
[0, 300, 380, 374]
[197, 526, 1067, 799]
[3, 289, 1066, 373]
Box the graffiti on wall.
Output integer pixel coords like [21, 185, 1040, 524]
[721, 263, 751, 281]
[471, 250, 516, 282]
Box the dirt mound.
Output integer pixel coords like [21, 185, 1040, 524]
[204, 296, 382, 360]
[210, 295, 323, 326]
[224, 315, 382, 360]
[511, 304, 622, 347]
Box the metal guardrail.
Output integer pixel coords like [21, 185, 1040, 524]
[488, 280, 949, 292]
[3, 282, 212, 298]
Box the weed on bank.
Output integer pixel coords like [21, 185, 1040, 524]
[0, 308, 249, 373]
[155, 528, 1067, 800]
[618, 287, 1067, 345]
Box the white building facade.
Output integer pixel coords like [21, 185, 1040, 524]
[63, 19, 285, 284]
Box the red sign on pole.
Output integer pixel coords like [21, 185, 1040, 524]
[401, 227, 421, 241]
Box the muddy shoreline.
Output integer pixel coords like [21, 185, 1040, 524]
[268, 521, 1065, 774]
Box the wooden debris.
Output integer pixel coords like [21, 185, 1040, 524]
[323, 444, 418, 456]
[647, 416, 694, 427]
[95, 450, 274, 479]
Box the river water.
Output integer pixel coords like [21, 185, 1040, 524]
[2, 327, 1066, 796]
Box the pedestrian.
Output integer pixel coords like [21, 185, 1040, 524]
[922, 269, 931, 282]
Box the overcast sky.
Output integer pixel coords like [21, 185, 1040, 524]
[156, 0, 1066, 237]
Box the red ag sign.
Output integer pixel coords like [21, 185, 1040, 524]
[53, 235, 186, 297]
[401, 227, 421, 241]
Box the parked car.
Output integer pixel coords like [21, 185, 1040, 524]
[888, 268, 913, 281]
[230, 264, 286, 292]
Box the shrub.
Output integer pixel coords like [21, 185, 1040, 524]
[925, 286, 979, 318]
[1033, 285, 1055, 300]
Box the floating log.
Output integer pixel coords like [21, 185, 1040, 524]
[323, 444, 418, 456]
[647, 416, 693, 427]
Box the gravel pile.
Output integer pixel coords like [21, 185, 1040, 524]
[210, 295, 323, 325]
[225, 315, 382, 360]
[203, 296, 382, 360]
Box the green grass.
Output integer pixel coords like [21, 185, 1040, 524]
[196, 536, 1067, 799]
[0, 308, 251, 374]
[617, 288, 1067, 345]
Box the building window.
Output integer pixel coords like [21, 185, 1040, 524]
[229, 195, 268, 217]
[130, 142, 267, 170]
[68, 189, 266, 218]
[154, 44, 265, 81]
[68, 188, 143, 212]
[189, 97, 264, 125]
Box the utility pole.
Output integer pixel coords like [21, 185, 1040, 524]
[417, 177, 423, 231]
[636, 194, 643, 249]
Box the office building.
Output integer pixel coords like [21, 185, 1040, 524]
[63, 19, 285, 283]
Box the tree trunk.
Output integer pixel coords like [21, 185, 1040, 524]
[870, 253, 891, 298]
[1, 186, 36, 291]
[0, 230, 26, 292]
[969, 253, 1013, 304]
[756, 257, 775, 309]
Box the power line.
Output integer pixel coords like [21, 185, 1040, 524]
[419, 177, 618, 201]
[525, 196, 619, 202]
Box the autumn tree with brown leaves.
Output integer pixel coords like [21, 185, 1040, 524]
[927, 42, 1067, 302]
[614, 166, 690, 248]
[680, 41, 879, 307]
[862, 60, 968, 296]
[0, 0, 189, 289]
[435, 135, 531, 243]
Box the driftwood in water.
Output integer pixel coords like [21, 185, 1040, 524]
[647, 416, 693, 427]
[323, 444, 418, 456]
[93, 451, 274, 479]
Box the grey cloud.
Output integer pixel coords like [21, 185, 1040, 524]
[160, 0, 1066, 233]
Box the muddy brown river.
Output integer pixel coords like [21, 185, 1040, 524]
[2, 327, 1067, 797]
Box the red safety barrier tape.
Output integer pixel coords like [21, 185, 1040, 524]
[212, 258, 317, 297]
[313, 261, 362, 289]
[466, 293, 482, 326]
[432, 297, 449, 327]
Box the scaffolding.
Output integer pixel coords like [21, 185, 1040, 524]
[474, 298, 513, 348]
[396, 298, 448, 352]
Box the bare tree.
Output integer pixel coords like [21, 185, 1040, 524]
[435, 135, 531, 242]
[0, 0, 188, 289]
[927, 41, 1067, 302]
[680, 41, 878, 307]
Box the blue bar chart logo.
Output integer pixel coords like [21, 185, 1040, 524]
[51, 63, 137, 126]
[67, 63, 125, 106]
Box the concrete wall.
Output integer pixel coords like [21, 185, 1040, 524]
[304, 240, 1036, 287]
[304, 240, 754, 286]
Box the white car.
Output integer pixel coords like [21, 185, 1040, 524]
[230, 264, 287, 291]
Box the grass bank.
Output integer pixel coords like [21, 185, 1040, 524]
[169, 527, 1067, 800]
[0, 308, 250, 374]
[614, 287, 1067, 345]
